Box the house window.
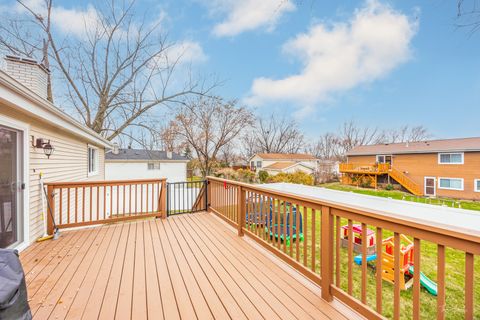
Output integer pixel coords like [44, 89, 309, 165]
[88, 146, 98, 176]
[438, 178, 464, 191]
[438, 153, 463, 164]
[256, 161, 262, 168]
[250, 161, 255, 170]
[147, 162, 161, 170]
[475, 179, 480, 192]
[376, 155, 392, 165]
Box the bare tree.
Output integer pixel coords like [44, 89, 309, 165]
[379, 125, 431, 144]
[306, 132, 339, 160]
[0, 0, 214, 141]
[456, 0, 480, 32]
[245, 114, 305, 156]
[336, 120, 382, 156]
[173, 96, 254, 177]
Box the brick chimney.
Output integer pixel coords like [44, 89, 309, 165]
[4, 56, 49, 100]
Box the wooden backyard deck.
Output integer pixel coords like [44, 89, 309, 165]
[20, 212, 362, 320]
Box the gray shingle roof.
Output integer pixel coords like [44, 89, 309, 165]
[106, 148, 188, 161]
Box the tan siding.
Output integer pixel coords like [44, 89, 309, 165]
[1, 106, 106, 244]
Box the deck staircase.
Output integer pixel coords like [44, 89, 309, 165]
[388, 167, 423, 196]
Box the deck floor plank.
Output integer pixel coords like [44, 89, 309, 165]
[67, 223, 124, 319]
[19, 212, 363, 320]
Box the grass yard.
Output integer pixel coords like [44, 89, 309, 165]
[214, 201, 480, 319]
[319, 182, 480, 212]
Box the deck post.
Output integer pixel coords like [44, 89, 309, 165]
[207, 179, 212, 212]
[159, 179, 167, 219]
[320, 205, 333, 302]
[46, 184, 55, 235]
[237, 186, 245, 236]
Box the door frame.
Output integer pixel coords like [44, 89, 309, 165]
[0, 114, 29, 251]
[424, 176, 436, 197]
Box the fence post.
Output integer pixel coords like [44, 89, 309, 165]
[47, 185, 55, 235]
[321, 205, 333, 302]
[237, 186, 245, 237]
[159, 179, 167, 219]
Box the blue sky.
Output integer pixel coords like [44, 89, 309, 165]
[9, 0, 480, 140]
[157, 0, 480, 140]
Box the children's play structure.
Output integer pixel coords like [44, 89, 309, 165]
[245, 199, 304, 246]
[340, 224, 376, 255]
[347, 225, 438, 296]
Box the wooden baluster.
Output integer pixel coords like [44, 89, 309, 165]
[465, 252, 474, 319]
[103, 186, 106, 219]
[110, 186, 113, 218]
[283, 201, 287, 253]
[123, 185, 126, 216]
[394, 232, 401, 320]
[303, 206, 308, 267]
[96, 186, 100, 221]
[237, 187, 245, 236]
[75, 187, 78, 223]
[361, 223, 367, 304]
[88, 187, 93, 222]
[347, 219, 353, 295]
[141, 183, 144, 213]
[289, 202, 293, 257]
[335, 215, 341, 287]
[376, 227, 383, 314]
[437, 245, 445, 320]
[59, 188, 63, 226]
[311, 208, 316, 272]
[116, 186, 119, 216]
[276, 199, 281, 250]
[135, 184, 138, 215]
[67, 188, 71, 224]
[413, 238, 421, 320]
[296, 204, 300, 262]
[82, 186, 85, 222]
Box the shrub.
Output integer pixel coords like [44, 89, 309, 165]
[359, 177, 372, 188]
[385, 183, 394, 191]
[267, 171, 314, 185]
[237, 169, 256, 183]
[258, 170, 269, 183]
[215, 168, 238, 180]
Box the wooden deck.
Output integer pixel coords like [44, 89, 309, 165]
[20, 212, 362, 320]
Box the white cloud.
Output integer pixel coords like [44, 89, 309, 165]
[247, 0, 418, 117]
[52, 5, 102, 38]
[167, 41, 208, 65]
[205, 0, 296, 37]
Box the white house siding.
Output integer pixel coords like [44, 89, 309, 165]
[105, 161, 187, 183]
[0, 107, 106, 244]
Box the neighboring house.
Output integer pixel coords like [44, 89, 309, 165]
[342, 137, 480, 200]
[248, 153, 318, 176]
[105, 148, 188, 182]
[0, 56, 112, 250]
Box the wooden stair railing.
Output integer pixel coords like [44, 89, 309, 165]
[388, 167, 422, 196]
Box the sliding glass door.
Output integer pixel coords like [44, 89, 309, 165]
[0, 125, 23, 248]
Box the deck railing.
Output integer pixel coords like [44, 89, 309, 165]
[339, 163, 390, 173]
[207, 176, 479, 320]
[46, 178, 166, 233]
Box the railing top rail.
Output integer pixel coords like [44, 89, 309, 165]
[206, 176, 480, 247]
[46, 178, 167, 187]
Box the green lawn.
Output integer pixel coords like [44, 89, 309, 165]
[215, 200, 480, 319]
[319, 182, 480, 212]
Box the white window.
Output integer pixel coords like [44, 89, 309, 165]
[147, 162, 161, 170]
[250, 161, 255, 169]
[475, 179, 480, 192]
[256, 161, 262, 168]
[376, 155, 392, 164]
[88, 146, 99, 176]
[438, 178, 464, 191]
[438, 153, 464, 164]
